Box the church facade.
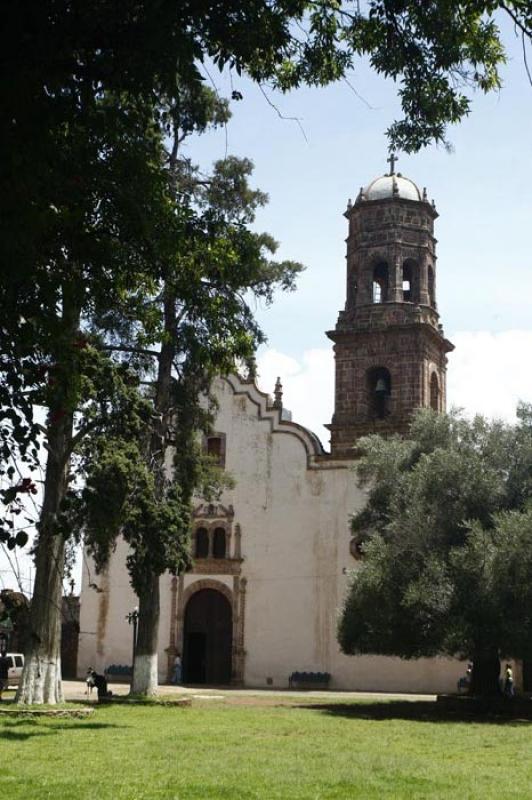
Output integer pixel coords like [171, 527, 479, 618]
[77, 166, 465, 693]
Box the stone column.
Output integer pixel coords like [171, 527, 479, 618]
[390, 254, 403, 302]
[165, 577, 179, 681]
[237, 577, 247, 684]
[231, 576, 240, 683]
[234, 523, 242, 559]
[418, 255, 430, 306]
[357, 259, 372, 305]
[174, 574, 185, 667]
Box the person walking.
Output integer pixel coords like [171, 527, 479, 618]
[172, 653, 182, 685]
[504, 663, 515, 698]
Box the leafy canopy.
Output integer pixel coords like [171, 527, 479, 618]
[338, 405, 532, 664]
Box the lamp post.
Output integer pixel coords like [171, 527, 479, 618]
[126, 606, 139, 671]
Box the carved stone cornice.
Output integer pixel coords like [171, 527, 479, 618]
[190, 558, 244, 576]
[192, 502, 234, 520]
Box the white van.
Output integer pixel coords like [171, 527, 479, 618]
[4, 653, 24, 687]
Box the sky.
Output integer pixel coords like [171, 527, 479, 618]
[184, 14, 532, 444]
[1, 14, 531, 595]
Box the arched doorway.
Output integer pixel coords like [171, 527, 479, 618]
[183, 589, 232, 685]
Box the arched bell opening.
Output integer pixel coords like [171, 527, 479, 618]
[402, 259, 419, 303]
[430, 371, 440, 412]
[372, 262, 389, 304]
[366, 367, 392, 420]
[183, 588, 232, 685]
[428, 265, 435, 307]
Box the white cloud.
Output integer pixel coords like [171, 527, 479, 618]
[257, 329, 532, 446]
[447, 330, 532, 421]
[257, 348, 334, 446]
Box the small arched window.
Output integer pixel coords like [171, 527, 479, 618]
[195, 527, 209, 559]
[428, 265, 435, 307]
[430, 372, 440, 412]
[372, 262, 388, 304]
[212, 527, 226, 559]
[204, 433, 226, 468]
[367, 367, 392, 420]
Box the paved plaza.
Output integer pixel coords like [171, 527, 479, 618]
[63, 679, 435, 704]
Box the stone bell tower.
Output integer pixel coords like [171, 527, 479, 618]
[327, 157, 454, 457]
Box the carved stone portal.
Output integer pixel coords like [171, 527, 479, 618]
[168, 576, 246, 684]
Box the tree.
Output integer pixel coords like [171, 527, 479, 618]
[338, 406, 532, 697]
[1, 94, 181, 703]
[75, 88, 302, 696]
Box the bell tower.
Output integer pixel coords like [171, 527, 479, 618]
[327, 159, 454, 457]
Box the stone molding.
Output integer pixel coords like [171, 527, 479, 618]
[221, 374, 326, 461]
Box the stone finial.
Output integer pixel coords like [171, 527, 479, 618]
[392, 176, 399, 196]
[273, 376, 283, 410]
[423, 187, 428, 201]
[347, 197, 352, 211]
[246, 354, 257, 382]
[431, 199, 436, 209]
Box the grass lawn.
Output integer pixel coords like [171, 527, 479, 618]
[1, 695, 531, 799]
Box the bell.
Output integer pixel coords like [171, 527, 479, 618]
[375, 378, 388, 394]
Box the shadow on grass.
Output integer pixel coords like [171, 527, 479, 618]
[301, 700, 532, 726]
[0, 718, 125, 741]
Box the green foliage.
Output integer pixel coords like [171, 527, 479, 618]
[339, 406, 532, 667]
[76, 436, 192, 592]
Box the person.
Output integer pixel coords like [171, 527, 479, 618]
[86, 667, 111, 701]
[172, 653, 182, 685]
[0, 651, 9, 701]
[504, 663, 515, 698]
[457, 662, 473, 693]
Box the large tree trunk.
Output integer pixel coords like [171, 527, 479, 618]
[131, 290, 175, 695]
[131, 572, 160, 695]
[16, 410, 73, 704]
[16, 286, 79, 705]
[471, 649, 501, 697]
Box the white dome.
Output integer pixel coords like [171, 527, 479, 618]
[363, 174, 421, 202]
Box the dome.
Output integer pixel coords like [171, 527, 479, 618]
[362, 173, 422, 202]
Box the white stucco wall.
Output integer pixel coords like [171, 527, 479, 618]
[78, 373, 464, 693]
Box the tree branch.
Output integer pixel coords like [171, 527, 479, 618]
[102, 344, 159, 357]
[258, 84, 308, 143]
[522, 30, 532, 87]
[501, 2, 532, 39]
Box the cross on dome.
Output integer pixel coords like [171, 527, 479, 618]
[386, 152, 398, 175]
